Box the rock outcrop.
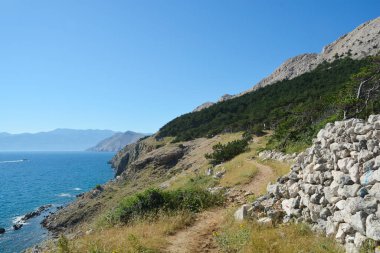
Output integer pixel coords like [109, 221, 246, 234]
[193, 102, 215, 112]
[194, 16, 380, 110]
[258, 150, 298, 163]
[245, 16, 380, 93]
[110, 137, 187, 177]
[248, 115, 380, 252]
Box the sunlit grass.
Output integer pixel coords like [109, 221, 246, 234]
[51, 211, 196, 253]
[260, 159, 291, 179]
[216, 210, 344, 253]
[219, 134, 269, 187]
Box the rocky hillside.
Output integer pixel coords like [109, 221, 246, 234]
[87, 131, 148, 152]
[159, 56, 380, 152]
[42, 134, 229, 234]
[248, 16, 380, 93]
[194, 16, 380, 109]
[247, 115, 380, 252]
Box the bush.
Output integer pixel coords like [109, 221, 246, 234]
[108, 188, 224, 225]
[205, 139, 249, 165]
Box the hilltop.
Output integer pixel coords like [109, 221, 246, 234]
[195, 16, 380, 111]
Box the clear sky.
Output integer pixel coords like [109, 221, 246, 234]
[0, 0, 379, 134]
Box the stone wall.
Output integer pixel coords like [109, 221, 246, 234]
[248, 115, 380, 252]
[258, 150, 297, 163]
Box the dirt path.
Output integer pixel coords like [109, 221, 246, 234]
[166, 159, 275, 253]
[166, 209, 226, 253]
[242, 159, 276, 196]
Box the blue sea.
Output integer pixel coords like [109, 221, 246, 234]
[0, 152, 115, 253]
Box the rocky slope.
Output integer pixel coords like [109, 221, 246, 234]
[245, 114, 380, 252]
[87, 131, 148, 152]
[42, 134, 227, 233]
[193, 102, 215, 112]
[194, 16, 380, 110]
[247, 16, 380, 93]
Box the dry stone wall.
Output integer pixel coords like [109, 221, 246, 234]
[248, 115, 380, 252]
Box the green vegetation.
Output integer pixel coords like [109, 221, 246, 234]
[205, 138, 249, 165]
[107, 188, 224, 225]
[57, 235, 70, 253]
[216, 216, 343, 253]
[158, 57, 380, 153]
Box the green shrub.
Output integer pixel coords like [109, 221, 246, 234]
[205, 139, 249, 165]
[108, 188, 224, 225]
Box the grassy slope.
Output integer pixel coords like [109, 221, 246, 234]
[42, 133, 343, 253]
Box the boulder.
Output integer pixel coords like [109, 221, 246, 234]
[354, 232, 367, 248]
[368, 115, 380, 124]
[366, 214, 380, 240]
[257, 217, 272, 225]
[358, 150, 374, 163]
[335, 200, 346, 210]
[338, 184, 360, 198]
[369, 183, 380, 198]
[326, 218, 338, 236]
[13, 224, 22, 230]
[349, 211, 367, 235]
[267, 183, 279, 197]
[0, 228, 5, 234]
[234, 204, 251, 221]
[348, 164, 360, 183]
[360, 169, 380, 185]
[281, 198, 300, 216]
[336, 223, 352, 243]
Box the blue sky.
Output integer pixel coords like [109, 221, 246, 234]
[0, 0, 379, 134]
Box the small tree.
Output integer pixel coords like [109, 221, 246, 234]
[337, 56, 380, 119]
[205, 139, 249, 165]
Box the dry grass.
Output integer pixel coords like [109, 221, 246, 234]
[41, 131, 338, 253]
[260, 159, 291, 179]
[244, 223, 344, 253]
[50, 211, 196, 253]
[168, 132, 245, 190]
[215, 211, 344, 253]
[219, 134, 269, 187]
[219, 153, 259, 187]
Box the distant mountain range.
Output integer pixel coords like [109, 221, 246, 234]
[0, 129, 146, 151]
[87, 131, 149, 152]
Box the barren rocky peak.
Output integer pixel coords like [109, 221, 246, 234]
[247, 16, 380, 93]
[250, 53, 319, 92]
[193, 16, 380, 110]
[193, 102, 215, 112]
[321, 16, 380, 62]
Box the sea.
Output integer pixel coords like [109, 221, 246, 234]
[0, 152, 115, 253]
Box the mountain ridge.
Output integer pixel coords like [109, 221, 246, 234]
[87, 131, 149, 152]
[194, 16, 380, 111]
[0, 129, 119, 151]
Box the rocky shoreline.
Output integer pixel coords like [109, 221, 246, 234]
[0, 204, 54, 235]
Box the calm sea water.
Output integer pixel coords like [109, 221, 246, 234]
[0, 152, 115, 253]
